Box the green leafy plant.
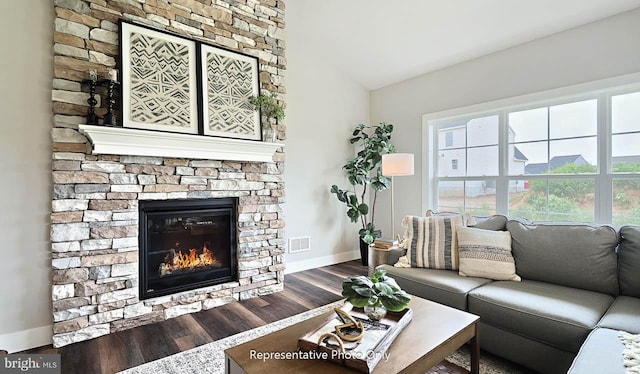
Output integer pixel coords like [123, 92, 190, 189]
[528, 163, 596, 199]
[341, 269, 411, 312]
[613, 163, 640, 189]
[632, 206, 640, 222]
[614, 192, 632, 206]
[330, 123, 395, 244]
[249, 92, 285, 126]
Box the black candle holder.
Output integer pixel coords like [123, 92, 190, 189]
[82, 78, 100, 125]
[100, 79, 120, 127]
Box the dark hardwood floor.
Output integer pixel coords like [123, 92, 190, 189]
[24, 261, 369, 373]
[24, 261, 472, 374]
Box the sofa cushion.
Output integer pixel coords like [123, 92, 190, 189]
[469, 214, 508, 231]
[397, 215, 463, 270]
[457, 227, 520, 281]
[479, 322, 576, 374]
[598, 296, 640, 334]
[619, 225, 640, 298]
[507, 221, 619, 295]
[378, 264, 491, 310]
[468, 280, 614, 352]
[568, 328, 626, 374]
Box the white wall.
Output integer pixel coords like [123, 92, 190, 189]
[371, 8, 640, 236]
[283, 2, 371, 272]
[0, 0, 54, 351]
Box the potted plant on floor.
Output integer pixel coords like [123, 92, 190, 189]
[342, 269, 411, 320]
[250, 92, 285, 142]
[330, 123, 395, 266]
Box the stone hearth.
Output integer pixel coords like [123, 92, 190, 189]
[50, 0, 286, 348]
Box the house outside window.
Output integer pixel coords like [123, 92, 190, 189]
[445, 131, 453, 147]
[426, 86, 640, 225]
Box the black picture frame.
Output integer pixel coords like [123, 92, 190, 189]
[119, 21, 199, 134]
[198, 42, 261, 140]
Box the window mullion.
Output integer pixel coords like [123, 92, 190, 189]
[497, 110, 509, 215]
[597, 93, 612, 224]
[424, 122, 436, 212]
[463, 124, 468, 211]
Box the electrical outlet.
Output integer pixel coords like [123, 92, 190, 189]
[288, 236, 311, 253]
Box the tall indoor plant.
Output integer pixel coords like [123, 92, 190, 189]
[330, 123, 395, 265]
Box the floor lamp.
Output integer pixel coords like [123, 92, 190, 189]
[382, 153, 414, 239]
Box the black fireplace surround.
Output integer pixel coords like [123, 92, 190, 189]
[138, 198, 238, 300]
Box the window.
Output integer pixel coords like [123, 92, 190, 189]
[436, 116, 499, 216]
[445, 131, 453, 147]
[611, 91, 640, 225]
[507, 100, 597, 222]
[428, 85, 640, 224]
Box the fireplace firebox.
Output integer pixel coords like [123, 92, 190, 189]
[138, 198, 238, 300]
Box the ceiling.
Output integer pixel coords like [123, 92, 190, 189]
[294, 0, 640, 90]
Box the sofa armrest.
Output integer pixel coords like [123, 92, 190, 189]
[385, 247, 407, 265]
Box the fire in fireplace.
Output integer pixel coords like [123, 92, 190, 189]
[138, 198, 237, 299]
[159, 242, 220, 276]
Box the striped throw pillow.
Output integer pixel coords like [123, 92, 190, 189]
[457, 227, 521, 281]
[396, 215, 463, 270]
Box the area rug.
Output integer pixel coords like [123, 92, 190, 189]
[619, 330, 640, 373]
[119, 301, 527, 374]
[445, 346, 530, 374]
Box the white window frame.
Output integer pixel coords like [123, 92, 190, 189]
[421, 73, 640, 224]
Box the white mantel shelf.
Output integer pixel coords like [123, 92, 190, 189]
[78, 125, 282, 162]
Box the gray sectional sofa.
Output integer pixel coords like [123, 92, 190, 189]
[378, 216, 640, 374]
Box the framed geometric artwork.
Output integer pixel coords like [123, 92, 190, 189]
[199, 43, 261, 140]
[120, 21, 199, 134]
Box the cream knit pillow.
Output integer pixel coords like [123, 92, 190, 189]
[457, 227, 521, 281]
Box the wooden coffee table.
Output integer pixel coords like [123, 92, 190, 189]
[225, 296, 480, 373]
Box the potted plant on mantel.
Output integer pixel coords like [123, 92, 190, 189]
[330, 123, 395, 266]
[250, 92, 285, 142]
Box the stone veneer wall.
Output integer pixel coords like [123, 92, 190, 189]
[50, 0, 285, 347]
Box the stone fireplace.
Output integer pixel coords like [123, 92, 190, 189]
[50, 0, 286, 348]
[51, 154, 285, 348]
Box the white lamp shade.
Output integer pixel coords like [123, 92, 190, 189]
[382, 153, 414, 176]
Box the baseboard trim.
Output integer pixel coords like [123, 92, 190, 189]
[285, 250, 361, 274]
[0, 325, 52, 353]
